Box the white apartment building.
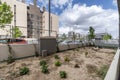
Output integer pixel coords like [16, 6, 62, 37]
[0, 0, 27, 38]
[42, 11, 59, 37]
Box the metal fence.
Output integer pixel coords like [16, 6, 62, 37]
[94, 40, 119, 48]
[0, 25, 57, 39]
[0, 25, 57, 56]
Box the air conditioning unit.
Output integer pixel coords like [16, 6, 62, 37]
[42, 50, 47, 57]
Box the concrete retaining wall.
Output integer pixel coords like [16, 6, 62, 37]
[0, 44, 36, 61]
[0, 45, 10, 61]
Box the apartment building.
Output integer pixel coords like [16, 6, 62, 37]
[95, 33, 107, 40]
[68, 31, 75, 39]
[27, 4, 42, 38]
[0, 0, 59, 38]
[42, 9, 59, 37]
[27, 0, 59, 38]
[0, 0, 27, 38]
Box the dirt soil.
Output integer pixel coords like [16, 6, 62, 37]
[0, 47, 116, 80]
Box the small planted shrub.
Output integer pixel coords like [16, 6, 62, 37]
[75, 48, 79, 51]
[64, 57, 70, 62]
[55, 61, 61, 67]
[40, 60, 47, 66]
[41, 65, 49, 74]
[7, 56, 15, 64]
[59, 71, 67, 78]
[19, 67, 29, 75]
[74, 64, 80, 68]
[54, 55, 60, 59]
[85, 52, 88, 57]
[97, 65, 108, 80]
[86, 64, 98, 73]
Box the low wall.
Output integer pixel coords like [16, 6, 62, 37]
[94, 40, 119, 48]
[105, 49, 120, 80]
[0, 45, 10, 61]
[0, 44, 36, 61]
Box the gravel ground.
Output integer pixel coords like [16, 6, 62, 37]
[0, 47, 116, 80]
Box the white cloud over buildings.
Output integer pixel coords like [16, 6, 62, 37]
[59, 4, 119, 38]
[26, 0, 119, 38]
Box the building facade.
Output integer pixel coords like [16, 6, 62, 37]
[0, 0, 27, 38]
[27, 1, 59, 38]
[95, 33, 107, 40]
[42, 10, 59, 37]
[0, 0, 59, 38]
[27, 4, 42, 38]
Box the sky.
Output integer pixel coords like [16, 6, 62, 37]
[26, 0, 119, 39]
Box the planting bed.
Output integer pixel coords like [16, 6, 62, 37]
[0, 47, 116, 80]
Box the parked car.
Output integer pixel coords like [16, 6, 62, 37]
[57, 40, 69, 51]
[0, 38, 27, 44]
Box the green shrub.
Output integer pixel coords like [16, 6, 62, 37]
[41, 65, 49, 74]
[19, 67, 29, 75]
[40, 60, 47, 66]
[55, 61, 61, 66]
[54, 55, 60, 59]
[97, 65, 108, 80]
[59, 71, 67, 78]
[64, 57, 70, 62]
[86, 64, 98, 73]
[75, 48, 79, 51]
[85, 52, 88, 57]
[7, 56, 15, 64]
[74, 64, 80, 68]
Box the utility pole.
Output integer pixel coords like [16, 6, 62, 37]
[117, 1, 120, 80]
[117, 0, 120, 49]
[49, 0, 51, 37]
[0, 0, 1, 4]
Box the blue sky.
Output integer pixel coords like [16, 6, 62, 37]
[26, 0, 119, 38]
[73, 0, 117, 9]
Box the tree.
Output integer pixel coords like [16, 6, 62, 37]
[61, 33, 67, 40]
[103, 34, 112, 40]
[11, 26, 22, 38]
[72, 33, 77, 41]
[88, 26, 95, 40]
[0, 2, 13, 28]
[0, 1, 14, 62]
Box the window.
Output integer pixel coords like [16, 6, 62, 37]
[31, 14, 34, 18]
[37, 16, 40, 20]
[37, 22, 40, 25]
[27, 6, 30, 9]
[27, 13, 30, 16]
[30, 21, 33, 25]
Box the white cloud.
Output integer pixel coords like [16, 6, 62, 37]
[52, 0, 73, 9]
[34, 0, 73, 9]
[59, 4, 119, 38]
[38, 0, 48, 7]
[113, 0, 117, 6]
